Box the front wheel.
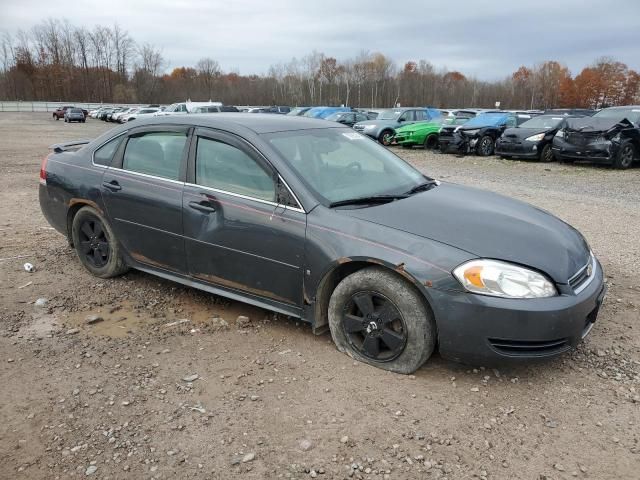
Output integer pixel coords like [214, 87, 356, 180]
[378, 130, 394, 146]
[476, 135, 494, 156]
[71, 207, 129, 278]
[540, 143, 554, 163]
[424, 134, 438, 150]
[613, 141, 635, 169]
[328, 267, 436, 374]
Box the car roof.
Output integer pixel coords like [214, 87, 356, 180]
[120, 113, 344, 134]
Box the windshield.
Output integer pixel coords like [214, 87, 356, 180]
[462, 113, 509, 128]
[266, 129, 425, 205]
[593, 108, 640, 124]
[518, 115, 563, 129]
[377, 109, 403, 120]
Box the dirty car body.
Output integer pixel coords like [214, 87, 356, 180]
[552, 106, 640, 169]
[39, 114, 605, 370]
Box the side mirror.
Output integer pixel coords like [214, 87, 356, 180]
[397, 118, 405, 123]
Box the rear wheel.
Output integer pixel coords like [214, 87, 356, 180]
[540, 143, 554, 162]
[476, 135, 494, 156]
[328, 267, 436, 374]
[613, 141, 635, 169]
[378, 130, 394, 146]
[71, 207, 128, 278]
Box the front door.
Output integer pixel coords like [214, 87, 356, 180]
[182, 128, 306, 310]
[101, 126, 190, 272]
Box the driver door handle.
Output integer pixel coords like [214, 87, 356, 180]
[102, 180, 122, 191]
[188, 200, 216, 214]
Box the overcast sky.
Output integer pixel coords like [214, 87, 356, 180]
[1, 0, 639, 79]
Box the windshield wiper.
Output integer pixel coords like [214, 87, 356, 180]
[405, 179, 440, 195]
[329, 194, 408, 208]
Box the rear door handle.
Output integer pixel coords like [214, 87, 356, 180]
[102, 180, 122, 191]
[188, 200, 216, 214]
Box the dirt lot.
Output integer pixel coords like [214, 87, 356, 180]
[0, 113, 638, 480]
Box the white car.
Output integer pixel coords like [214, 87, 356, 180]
[122, 108, 160, 122]
[155, 101, 223, 116]
[112, 107, 137, 122]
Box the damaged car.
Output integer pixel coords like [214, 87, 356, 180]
[39, 114, 605, 373]
[495, 114, 579, 162]
[439, 112, 533, 156]
[353, 108, 442, 146]
[552, 106, 640, 169]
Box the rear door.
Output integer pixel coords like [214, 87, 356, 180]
[182, 128, 306, 310]
[100, 125, 190, 273]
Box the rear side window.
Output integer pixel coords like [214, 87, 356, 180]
[195, 137, 275, 202]
[122, 132, 187, 180]
[93, 136, 123, 166]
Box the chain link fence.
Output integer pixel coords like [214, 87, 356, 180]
[0, 101, 146, 112]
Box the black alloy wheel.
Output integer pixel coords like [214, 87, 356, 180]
[540, 143, 554, 162]
[615, 143, 635, 169]
[78, 218, 110, 268]
[477, 135, 494, 156]
[342, 291, 408, 361]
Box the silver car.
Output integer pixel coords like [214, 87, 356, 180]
[64, 108, 86, 123]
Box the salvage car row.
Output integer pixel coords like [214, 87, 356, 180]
[53, 101, 640, 169]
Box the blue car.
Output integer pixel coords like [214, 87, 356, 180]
[303, 107, 352, 119]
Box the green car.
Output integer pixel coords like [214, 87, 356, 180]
[395, 116, 473, 149]
[394, 120, 444, 149]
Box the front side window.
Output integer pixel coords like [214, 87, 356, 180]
[94, 136, 123, 166]
[122, 132, 187, 180]
[195, 137, 275, 202]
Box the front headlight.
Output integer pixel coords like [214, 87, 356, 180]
[463, 129, 480, 136]
[525, 133, 545, 142]
[364, 124, 376, 130]
[453, 259, 557, 299]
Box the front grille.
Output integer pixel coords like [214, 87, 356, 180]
[568, 254, 595, 294]
[497, 143, 524, 153]
[488, 337, 570, 356]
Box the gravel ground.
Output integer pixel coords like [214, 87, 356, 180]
[0, 113, 638, 480]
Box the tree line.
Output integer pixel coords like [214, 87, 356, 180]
[1, 19, 639, 109]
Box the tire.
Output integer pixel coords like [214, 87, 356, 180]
[476, 135, 494, 156]
[71, 206, 129, 278]
[82, 119, 86, 123]
[423, 134, 438, 150]
[613, 140, 635, 170]
[378, 130, 394, 146]
[540, 143, 554, 163]
[53, 114, 58, 120]
[328, 266, 436, 374]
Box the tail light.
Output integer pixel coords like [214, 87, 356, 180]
[39, 154, 49, 186]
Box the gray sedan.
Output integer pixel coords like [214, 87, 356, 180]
[39, 114, 605, 373]
[64, 108, 86, 123]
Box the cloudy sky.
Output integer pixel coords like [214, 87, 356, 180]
[1, 0, 639, 79]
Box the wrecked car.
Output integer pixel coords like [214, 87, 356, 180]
[439, 112, 533, 156]
[39, 114, 605, 373]
[552, 106, 640, 169]
[496, 114, 580, 162]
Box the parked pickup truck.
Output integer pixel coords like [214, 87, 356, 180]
[53, 106, 88, 120]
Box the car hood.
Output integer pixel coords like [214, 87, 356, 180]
[501, 127, 550, 140]
[396, 121, 440, 133]
[342, 183, 590, 282]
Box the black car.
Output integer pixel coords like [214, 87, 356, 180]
[39, 114, 605, 373]
[552, 106, 640, 169]
[439, 112, 534, 156]
[495, 114, 581, 162]
[324, 111, 370, 127]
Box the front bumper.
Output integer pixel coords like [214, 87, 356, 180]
[429, 258, 606, 366]
[438, 132, 465, 153]
[552, 137, 615, 163]
[495, 140, 540, 158]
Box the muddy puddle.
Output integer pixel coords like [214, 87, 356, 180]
[60, 296, 269, 338]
